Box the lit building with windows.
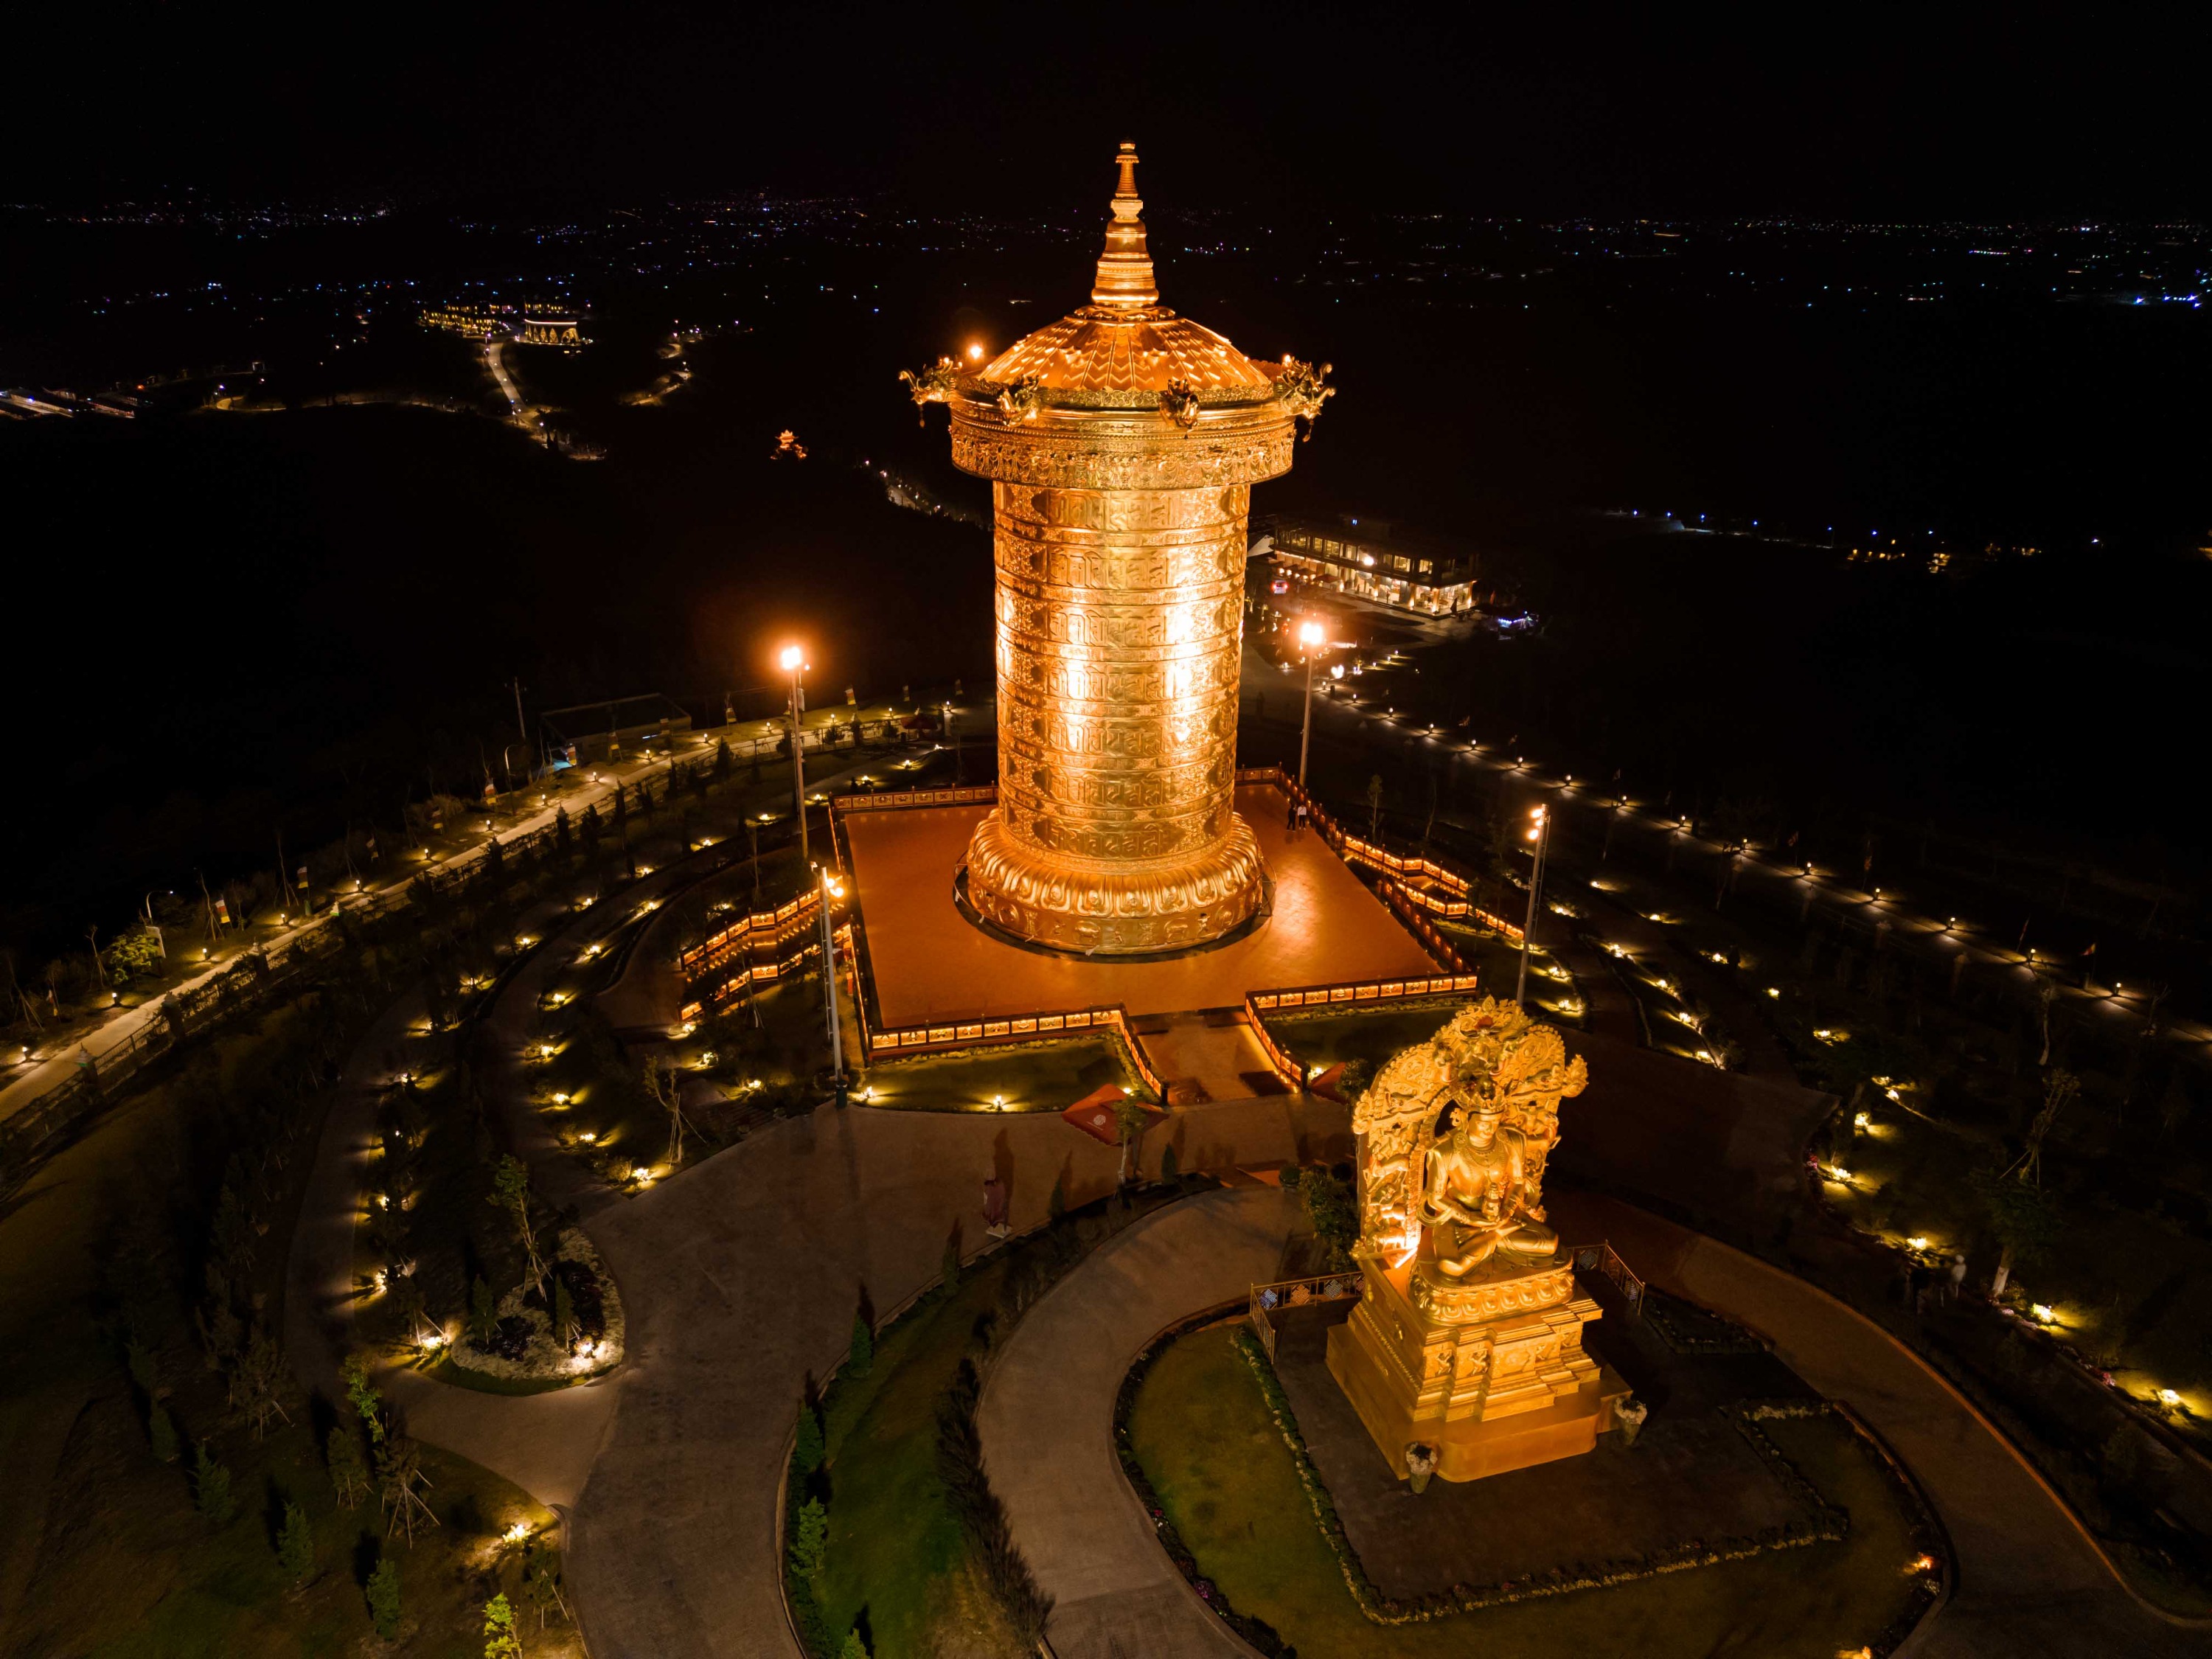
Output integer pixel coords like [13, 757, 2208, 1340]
[418, 302, 515, 339]
[1262, 514, 1479, 616]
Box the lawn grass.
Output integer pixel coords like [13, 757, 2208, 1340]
[1126, 1328, 1926, 1659]
[859, 1035, 1141, 1113]
[1270, 998, 1465, 1077]
[813, 1259, 1025, 1659]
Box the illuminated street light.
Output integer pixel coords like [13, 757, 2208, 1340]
[782, 642, 811, 866]
[1296, 617, 1329, 792]
[1516, 805, 1551, 1006]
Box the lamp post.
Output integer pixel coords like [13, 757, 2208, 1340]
[818, 866, 846, 1104]
[1516, 804, 1551, 1006]
[781, 644, 810, 867]
[1296, 619, 1326, 792]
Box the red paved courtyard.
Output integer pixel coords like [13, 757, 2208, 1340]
[843, 783, 1440, 1028]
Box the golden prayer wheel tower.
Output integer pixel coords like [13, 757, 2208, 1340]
[905, 143, 1334, 954]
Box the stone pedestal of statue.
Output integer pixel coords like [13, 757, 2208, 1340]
[1325, 1243, 1626, 1484]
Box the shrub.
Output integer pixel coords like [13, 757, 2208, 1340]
[793, 1404, 825, 1476]
[366, 1556, 402, 1638]
[935, 1358, 1052, 1641]
[147, 1402, 179, 1464]
[277, 1500, 313, 1582]
[847, 1315, 874, 1380]
[789, 1498, 829, 1578]
[192, 1441, 235, 1526]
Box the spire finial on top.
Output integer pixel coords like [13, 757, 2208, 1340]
[1091, 140, 1158, 310]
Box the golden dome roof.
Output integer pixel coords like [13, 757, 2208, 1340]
[976, 144, 1281, 406]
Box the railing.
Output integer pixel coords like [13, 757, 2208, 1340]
[1247, 1272, 1364, 1360]
[865, 1001, 1164, 1099]
[1335, 833, 1524, 940]
[1573, 1240, 1646, 1321]
[1245, 973, 1482, 1089]
[1373, 877, 1471, 973]
[678, 891, 820, 976]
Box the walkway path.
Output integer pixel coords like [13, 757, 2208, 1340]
[1547, 1190, 2212, 1658]
[279, 815, 2205, 1657]
[978, 1187, 1295, 1658]
[565, 1099, 1322, 1658]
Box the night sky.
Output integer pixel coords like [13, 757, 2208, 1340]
[13, 4, 2206, 217]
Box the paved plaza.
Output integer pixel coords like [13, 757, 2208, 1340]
[844, 782, 1440, 1026]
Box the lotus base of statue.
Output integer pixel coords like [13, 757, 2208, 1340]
[1325, 1241, 1627, 1484]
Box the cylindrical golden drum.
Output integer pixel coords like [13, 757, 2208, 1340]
[964, 474, 1257, 953]
[922, 142, 1320, 953]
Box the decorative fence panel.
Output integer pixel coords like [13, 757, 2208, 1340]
[1247, 1273, 1364, 1361]
[1573, 1240, 1646, 1321]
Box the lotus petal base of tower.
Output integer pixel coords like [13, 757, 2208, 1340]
[960, 810, 1267, 956]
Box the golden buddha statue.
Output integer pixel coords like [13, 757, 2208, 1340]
[1325, 997, 1624, 1482]
[1418, 1100, 1559, 1278]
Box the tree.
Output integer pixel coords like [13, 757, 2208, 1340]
[376, 1435, 440, 1544]
[840, 1632, 872, 1659]
[524, 1540, 569, 1629]
[1972, 1166, 2062, 1298]
[713, 739, 732, 781]
[793, 1404, 825, 1475]
[580, 804, 602, 857]
[941, 1234, 961, 1296]
[554, 805, 573, 858]
[1113, 1096, 1148, 1183]
[552, 1273, 577, 1352]
[341, 1353, 386, 1443]
[2029, 975, 2059, 1067]
[482, 1593, 522, 1659]
[147, 1402, 180, 1464]
[643, 1055, 696, 1168]
[789, 1497, 829, 1577]
[327, 1425, 370, 1509]
[1158, 1143, 1179, 1184]
[847, 1315, 874, 1380]
[2005, 1068, 2080, 1186]
[192, 1441, 236, 1526]
[277, 1500, 313, 1583]
[366, 1556, 402, 1639]
[236, 1328, 292, 1439]
[469, 1276, 498, 1348]
[1282, 1164, 1359, 1270]
[1366, 774, 1385, 840]
[490, 1155, 549, 1298]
